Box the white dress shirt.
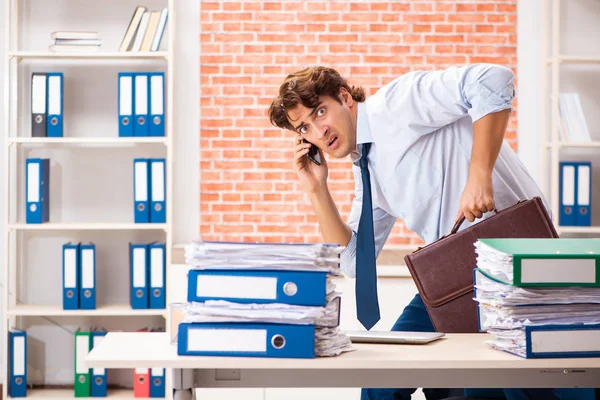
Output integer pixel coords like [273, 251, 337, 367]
[341, 63, 549, 278]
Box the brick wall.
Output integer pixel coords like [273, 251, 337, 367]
[199, 0, 518, 246]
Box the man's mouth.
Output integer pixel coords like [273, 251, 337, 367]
[327, 136, 338, 149]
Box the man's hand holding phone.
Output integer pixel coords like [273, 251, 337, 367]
[293, 135, 328, 194]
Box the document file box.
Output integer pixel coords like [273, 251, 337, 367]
[149, 158, 166, 223]
[134, 73, 149, 136]
[178, 322, 315, 358]
[133, 368, 150, 397]
[149, 72, 165, 136]
[79, 243, 96, 310]
[46, 72, 63, 137]
[26, 158, 50, 223]
[91, 331, 107, 397]
[31, 72, 47, 137]
[149, 368, 165, 398]
[134, 159, 150, 223]
[523, 324, 600, 359]
[576, 162, 592, 226]
[187, 269, 328, 306]
[63, 242, 80, 309]
[8, 329, 27, 398]
[149, 243, 166, 309]
[559, 162, 577, 226]
[404, 197, 558, 333]
[75, 331, 91, 397]
[118, 72, 134, 137]
[130, 243, 149, 309]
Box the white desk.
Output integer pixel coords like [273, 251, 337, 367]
[86, 332, 600, 399]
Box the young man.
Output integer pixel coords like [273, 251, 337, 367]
[268, 65, 593, 400]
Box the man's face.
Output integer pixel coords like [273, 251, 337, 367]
[286, 89, 357, 159]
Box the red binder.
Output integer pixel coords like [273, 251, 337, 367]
[404, 197, 558, 333]
[133, 368, 150, 397]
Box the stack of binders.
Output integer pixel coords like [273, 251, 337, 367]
[178, 241, 354, 358]
[63, 242, 97, 310]
[31, 72, 63, 137]
[133, 158, 166, 224]
[473, 238, 600, 358]
[118, 72, 165, 137]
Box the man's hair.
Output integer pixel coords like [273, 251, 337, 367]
[268, 66, 366, 132]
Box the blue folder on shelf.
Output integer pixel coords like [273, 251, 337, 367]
[133, 158, 150, 223]
[576, 162, 592, 227]
[130, 243, 149, 309]
[91, 331, 107, 397]
[149, 242, 166, 309]
[149, 368, 165, 398]
[8, 329, 27, 398]
[46, 72, 63, 137]
[79, 243, 96, 310]
[149, 158, 166, 223]
[63, 242, 80, 310]
[523, 324, 600, 359]
[149, 72, 165, 137]
[118, 72, 134, 137]
[134, 73, 149, 137]
[187, 269, 328, 306]
[177, 322, 315, 358]
[26, 158, 50, 224]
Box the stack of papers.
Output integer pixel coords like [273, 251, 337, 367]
[474, 238, 600, 358]
[179, 241, 353, 358]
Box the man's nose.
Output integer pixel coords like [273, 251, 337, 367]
[316, 125, 329, 139]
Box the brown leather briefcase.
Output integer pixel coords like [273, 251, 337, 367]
[403, 197, 558, 333]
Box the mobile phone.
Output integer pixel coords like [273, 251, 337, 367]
[303, 139, 322, 166]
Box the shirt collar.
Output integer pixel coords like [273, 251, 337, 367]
[351, 102, 374, 165]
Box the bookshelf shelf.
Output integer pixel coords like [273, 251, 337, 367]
[8, 137, 168, 145]
[7, 223, 168, 231]
[8, 304, 167, 317]
[546, 55, 600, 65]
[545, 141, 600, 148]
[14, 388, 142, 399]
[8, 51, 168, 60]
[556, 226, 600, 234]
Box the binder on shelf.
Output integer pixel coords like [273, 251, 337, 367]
[177, 322, 316, 358]
[8, 329, 27, 398]
[46, 72, 63, 137]
[74, 330, 91, 397]
[559, 162, 577, 226]
[149, 368, 165, 398]
[118, 72, 134, 137]
[149, 242, 166, 309]
[31, 72, 47, 137]
[79, 243, 96, 310]
[150, 158, 166, 223]
[130, 243, 149, 309]
[576, 162, 592, 227]
[133, 368, 150, 397]
[134, 158, 150, 223]
[26, 158, 50, 224]
[187, 269, 328, 306]
[63, 242, 80, 310]
[134, 73, 149, 137]
[91, 331, 107, 397]
[149, 72, 165, 137]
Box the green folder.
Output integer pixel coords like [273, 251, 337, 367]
[477, 238, 600, 287]
[74, 331, 91, 397]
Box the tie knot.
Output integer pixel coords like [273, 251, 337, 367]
[359, 143, 371, 169]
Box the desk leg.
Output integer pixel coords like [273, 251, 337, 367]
[172, 368, 194, 400]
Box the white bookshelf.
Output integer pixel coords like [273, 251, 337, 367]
[3, 0, 175, 398]
[541, 0, 600, 235]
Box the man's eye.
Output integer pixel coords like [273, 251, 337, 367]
[317, 107, 326, 117]
[299, 126, 308, 134]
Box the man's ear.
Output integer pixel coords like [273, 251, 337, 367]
[339, 87, 352, 105]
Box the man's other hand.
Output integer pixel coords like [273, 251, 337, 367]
[456, 170, 495, 222]
[293, 134, 328, 194]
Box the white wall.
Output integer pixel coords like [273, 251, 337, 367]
[0, 0, 198, 385]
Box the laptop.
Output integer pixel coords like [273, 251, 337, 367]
[344, 330, 445, 345]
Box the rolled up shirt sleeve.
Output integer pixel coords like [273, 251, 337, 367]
[465, 64, 515, 123]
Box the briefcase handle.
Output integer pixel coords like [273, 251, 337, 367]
[450, 207, 498, 235]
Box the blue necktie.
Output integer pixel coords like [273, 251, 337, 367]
[355, 143, 381, 330]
